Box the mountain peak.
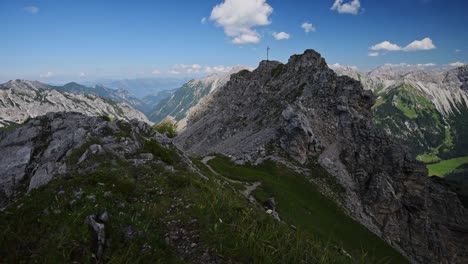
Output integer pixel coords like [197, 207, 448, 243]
[1, 79, 50, 90]
[177, 49, 467, 264]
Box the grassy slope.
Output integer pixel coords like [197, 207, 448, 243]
[1, 141, 365, 263]
[372, 84, 446, 157]
[208, 156, 409, 264]
[427, 156, 468, 177]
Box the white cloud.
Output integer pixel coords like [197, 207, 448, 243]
[152, 69, 161, 75]
[455, 49, 461, 53]
[416, 63, 437, 68]
[201, 17, 207, 24]
[209, 0, 273, 44]
[368, 52, 380, 57]
[40, 71, 54, 78]
[331, 0, 361, 15]
[370, 38, 436, 54]
[24, 6, 39, 14]
[78, 72, 86, 77]
[416, 63, 436, 67]
[272, 32, 290, 40]
[371, 41, 402, 51]
[448, 62, 465, 67]
[329, 63, 358, 71]
[402, 38, 436, 51]
[301, 22, 315, 33]
[232, 33, 261, 44]
[170, 64, 233, 75]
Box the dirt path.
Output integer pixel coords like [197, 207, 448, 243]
[201, 156, 261, 202]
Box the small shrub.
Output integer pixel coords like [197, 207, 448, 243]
[102, 115, 114, 122]
[271, 64, 284, 77]
[143, 139, 180, 165]
[152, 122, 177, 138]
[237, 69, 250, 77]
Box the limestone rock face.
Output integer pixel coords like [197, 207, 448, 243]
[177, 49, 468, 264]
[0, 112, 168, 207]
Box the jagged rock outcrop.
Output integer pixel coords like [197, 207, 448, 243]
[0, 112, 169, 207]
[177, 50, 468, 263]
[0, 80, 150, 127]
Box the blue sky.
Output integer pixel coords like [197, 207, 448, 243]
[1, 0, 467, 83]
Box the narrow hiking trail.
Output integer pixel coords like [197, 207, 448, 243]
[201, 156, 261, 204]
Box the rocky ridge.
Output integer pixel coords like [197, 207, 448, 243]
[0, 112, 164, 207]
[177, 50, 468, 264]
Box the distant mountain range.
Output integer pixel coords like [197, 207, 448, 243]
[54, 82, 152, 114]
[82, 77, 189, 98]
[331, 64, 468, 162]
[0, 80, 150, 127]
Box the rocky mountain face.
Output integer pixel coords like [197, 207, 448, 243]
[0, 80, 150, 128]
[56, 82, 151, 114]
[177, 50, 468, 264]
[0, 112, 166, 206]
[331, 65, 468, 160]
[148, 67, 247, 127]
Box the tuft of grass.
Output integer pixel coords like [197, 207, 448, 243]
[143, 139, 180, 165]
[152, 122, 177, 138]
[271, 64, 285, 78]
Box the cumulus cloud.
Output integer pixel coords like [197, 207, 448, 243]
[403, 38, 436, 51]
[232, 34, 261, 44]
[455, 49, 461, 53]
[201, 17, 207, 24]
[24, 6, 39, 14]
[331, 0, 361, 15]
[78, 72, 86, 77]
[301, 22, 315, 33]
[152, 69, 161, 75]
[272, 32, 290, 40]
[368, 52, 380, 57]
[329, 63, 358, 71]
[209, 0, 273, 44]
[448, 62, 465, 67]
[370, 41, 402, 51]
[370, 38, 436, 54]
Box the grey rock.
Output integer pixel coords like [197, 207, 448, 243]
[98, 211, 109, 223]
[84, 214, 106, 261]
[28, 162, 66, 191]
[0, 145, 32, 197]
